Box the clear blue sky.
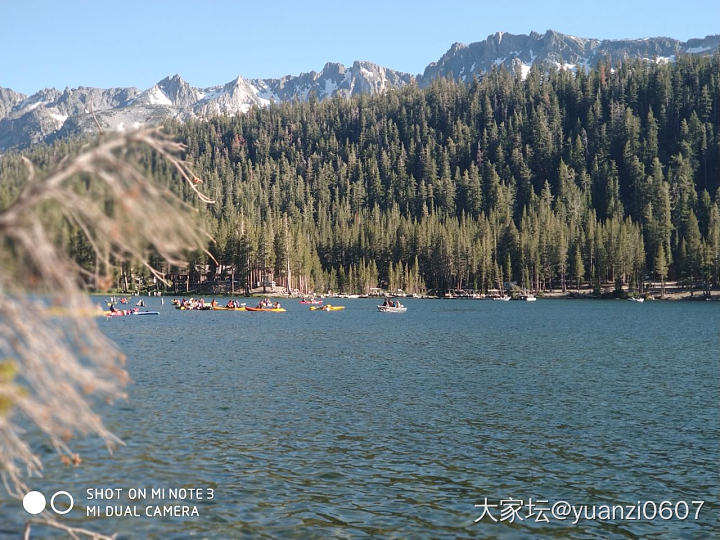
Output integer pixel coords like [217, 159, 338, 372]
[2, 0, 718, 95]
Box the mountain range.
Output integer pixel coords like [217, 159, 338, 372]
[1, 30, 718, 152]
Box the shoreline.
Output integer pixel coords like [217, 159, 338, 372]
[92, 289, 718, 302]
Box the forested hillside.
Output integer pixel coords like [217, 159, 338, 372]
[2, 53, 719, 295]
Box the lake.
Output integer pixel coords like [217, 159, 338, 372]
[2, 298, 718, 538]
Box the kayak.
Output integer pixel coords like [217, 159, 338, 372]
[309, 305, 345, 311]
[103, 310, 159, 317]
[175, 305, 212, 310]
[244, 307, 286, 312]
[299, 299, 323, 305]
[212, 305, 247, 311]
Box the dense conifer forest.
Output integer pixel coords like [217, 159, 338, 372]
[1, 53, 719, 295]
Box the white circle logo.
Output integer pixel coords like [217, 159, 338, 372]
[23, 491, 46, 514]
[50, 491, 74, 515]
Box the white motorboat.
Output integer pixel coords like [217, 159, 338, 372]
[377, 300, 407, 313]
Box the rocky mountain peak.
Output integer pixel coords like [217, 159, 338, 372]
[1, 30, 717, 152]
[321, 62, 346, 78]
[0, 87, 26, 120]
[418, 30, 719, 86]
[140, 74, 201, 108]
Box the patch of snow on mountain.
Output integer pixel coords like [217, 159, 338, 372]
[252, 80, 279, 104]
[199, 87, 222, 102]
[520, 63, 531, 79]
[296, 85, 311, 101]
[686, 46, 712, 53]
[146, 87, 172, 106]
[360, 67, 375, 78]
[18, 100, 48, 114]
[323, 78, 338, 98]
[49, 112, 68, 125]
[554, 61, 576, 72]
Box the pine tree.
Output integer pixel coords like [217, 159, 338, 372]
[571, 245, 585, 292]
[655, 243, 668, 298]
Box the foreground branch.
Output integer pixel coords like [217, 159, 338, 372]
[0, 129, 212, 536]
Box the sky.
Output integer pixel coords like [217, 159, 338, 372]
[1, 0, 718, 95]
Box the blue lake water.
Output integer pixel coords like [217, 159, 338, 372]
[2, 298, 719, 538]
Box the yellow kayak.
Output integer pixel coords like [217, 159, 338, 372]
[212, 305, 246, 311]
[244, 306, 286, 312]
[310, 305, 345, 311]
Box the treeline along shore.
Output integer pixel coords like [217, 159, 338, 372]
[1, 53, 719, 298]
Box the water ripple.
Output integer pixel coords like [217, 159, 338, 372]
[1, 299, 718, 538]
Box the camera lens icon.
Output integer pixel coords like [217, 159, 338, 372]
[23, 490, 74, 515]
[23, 491, 46, 514]
[50, 491, 74, 514]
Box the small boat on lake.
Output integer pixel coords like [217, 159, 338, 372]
[310, 305, 345, 311]
[174, 298, 214, 310]
[299, 298, 323, 305]
[104, 308, 158, 317]
[377, 299, 407, 313]
[377, 305, 407, 313]
[628, 297, 645, 302]
[492, 295, 511, 301]
[246, 298, 285, 311]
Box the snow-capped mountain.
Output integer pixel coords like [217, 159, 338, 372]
[418, 30, 720, 85]
[0, 31, 717, 152]
[0, 61, 413, 151]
